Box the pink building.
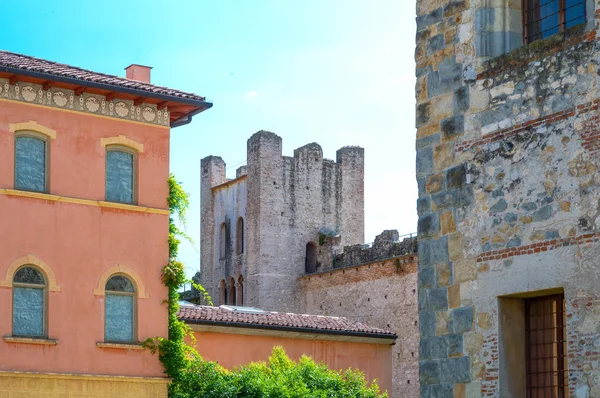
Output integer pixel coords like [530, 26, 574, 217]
[0, 51, 210, 398]
[179, 304, 396, 395]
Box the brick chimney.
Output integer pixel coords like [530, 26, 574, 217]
[125, 64, 152, 83]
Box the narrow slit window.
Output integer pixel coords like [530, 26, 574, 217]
[524, 0, 586, 44]
[228, 278, 236, 305]
[15, 134, 47, 193]
[236, 217, 244, 255]
[13, 266, 46, 337]
[305, 242, 317, 274]
[106, 147, 135, 204]
[219, 279, 226, 306]
[219, 223, 228, 259]
[237, 276, 244, 306]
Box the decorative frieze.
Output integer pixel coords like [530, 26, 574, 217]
[0, 78, 169, 126]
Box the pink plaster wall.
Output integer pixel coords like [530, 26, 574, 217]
[0, 101, 169, 377]
[192, 330, 393, 395]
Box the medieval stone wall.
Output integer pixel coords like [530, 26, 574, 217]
[200, 131, 365, 312]
[300, 255, 419, 398]
[416, 1, 600, 397]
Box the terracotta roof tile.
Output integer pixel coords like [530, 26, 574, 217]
[178, 305, 396, 338]
[0, 50, 206, 102]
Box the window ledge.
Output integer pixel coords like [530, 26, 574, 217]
[0, 189, 169, 215]
[96, 342, 144, 350]
[4, 336, 58, 345]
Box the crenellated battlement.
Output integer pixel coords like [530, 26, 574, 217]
[200, 130, 364, 313]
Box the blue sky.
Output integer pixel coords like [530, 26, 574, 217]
[3, 0, 417, 279]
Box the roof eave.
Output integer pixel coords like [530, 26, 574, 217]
[170, 103, 213, 128]
[0, 65, 213, 128]
[180, 317, 398, 341]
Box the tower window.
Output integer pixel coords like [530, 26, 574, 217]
[219, 223, 228, 259]
[524, 0, 585, 44]
[236, 217, 244, 255]
[305, 242, 317, 274]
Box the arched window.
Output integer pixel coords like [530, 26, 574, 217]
[236, 217, 244, 255]
[228, 278, 236, 306]
[237, 275, 244, 306]
[105, 275, 136, 343]
[219, 223, 227, 259]
[305, 242, 317, 274]
[15, 132, 49, 193]
[12, 266, 47, 337]
[106, 146, 136, 204]
[219, 279, 227, 306]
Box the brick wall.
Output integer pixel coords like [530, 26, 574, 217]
[300, 255, 419, 398]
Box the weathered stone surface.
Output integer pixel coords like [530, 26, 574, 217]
[447, 333, 464, 357]
[440, 210, 456, 235]
[441, 115, 465, 139]
[416, 0, 600, 395]
[419, 237, 449, 267]
[418, 196, 432, 215]
[440, 357, 471, 383]
[446, 164, 467, 189]
[453, 258, 477, 283]
[420, 311, 437, 338]
[420, 360, 441, 385]
[436, 310, 450, 335]
[419, 266, 436, 289]
[426, 287, 449, 311]
[450, 306, 473, 333]
[448, 284, 461, 308]
[421, 336, 449, 360]
[426, 173, 445, 194]
[417, 147, 434, 175]
[436, 262, 452, 286]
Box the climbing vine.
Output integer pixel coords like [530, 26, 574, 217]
[146, 175, 387, 397]
[144, 174, 210, 391]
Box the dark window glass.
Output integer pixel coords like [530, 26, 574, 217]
[15, 136, 46, 192]
[565, 0, 586, 28]
[305, 242, 317, 274]
[14, 267, 45, 285]
[236, 217, 244, 255]
[106, 275, 135, 292]
[219, 223, 227, 259]
[106, 150, 134, 204]
[525, 0, 585, 43]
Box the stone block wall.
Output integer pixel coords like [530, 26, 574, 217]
[200, 131, 365, 312]
[300, 255, 419, 398]
[333, 230, 418, 269]
[200, 156, 247, 303]
[415, 1, 600, 397]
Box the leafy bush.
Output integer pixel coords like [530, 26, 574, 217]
[149, 176, 386, 398]
[170, 346, 387, 398]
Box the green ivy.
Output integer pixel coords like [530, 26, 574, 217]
[146, 175, 387, 398]
[144, 174, 209, 391]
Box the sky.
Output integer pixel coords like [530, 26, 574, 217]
[2, 0, 417, 279]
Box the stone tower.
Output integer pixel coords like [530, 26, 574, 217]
[416, 1, 599, 397]
[200, 131, 364, 312]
